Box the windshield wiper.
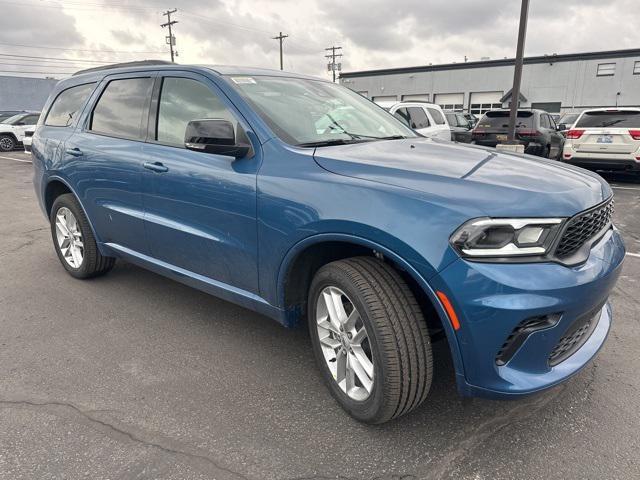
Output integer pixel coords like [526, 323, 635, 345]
[297, 139, 369, 147]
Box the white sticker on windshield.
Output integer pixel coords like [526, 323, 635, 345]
[231, 77, 257, 84]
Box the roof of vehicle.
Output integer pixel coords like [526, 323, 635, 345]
[387, 101, 443, 109]
[578, 107, 640, 113]
[481, 108, 546, 115]
[71, 60, 324, 82]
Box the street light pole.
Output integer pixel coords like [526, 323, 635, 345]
[507, 0, 530, 143]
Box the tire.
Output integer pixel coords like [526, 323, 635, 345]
[541, 145, 550, 158]
[0, 134, 16, 152]
[50, 193, 115, 279]
[308, 257, 433, 423]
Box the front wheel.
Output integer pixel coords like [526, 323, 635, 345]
[0, 134, 16, 152]
[308, 257, 433, 423]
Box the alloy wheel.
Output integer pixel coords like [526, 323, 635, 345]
[315, 286, 374, 401]
[55, 207, 84, 268]
[0, 137, 14, 151]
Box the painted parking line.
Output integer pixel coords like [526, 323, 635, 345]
[627, 252, 640, 259]
[0, 154, 32, 163]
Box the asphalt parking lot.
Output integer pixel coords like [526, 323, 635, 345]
[1, 150, 639, 480]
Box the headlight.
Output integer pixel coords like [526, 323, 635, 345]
[451, 218, 565, 259]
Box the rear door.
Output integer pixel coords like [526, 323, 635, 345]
[140, 71, 261, 294]
[573, 110, 640, 155]
[64, 73, 155, 255]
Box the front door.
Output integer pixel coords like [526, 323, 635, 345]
[141, 73, 261, 294]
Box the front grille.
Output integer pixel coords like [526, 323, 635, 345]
[555, 199, 614, 258]
[548, 305, 603, 367]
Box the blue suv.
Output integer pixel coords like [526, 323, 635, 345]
[33, 61, 625, 423]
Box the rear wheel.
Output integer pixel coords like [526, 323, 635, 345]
[50, 194, 115, 278]
[0, 134, 16, 152]
[308, 257, 433, 423]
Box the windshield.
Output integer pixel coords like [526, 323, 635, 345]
[0, 114, 23, 125]
[227, 75, 417, 146]
[558, 113, 579, 126]
[576, 111, 640, 128]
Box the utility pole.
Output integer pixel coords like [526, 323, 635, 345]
[161, 9, 178, 63]
[507, 0, 529, 143]
[272, 32, 288, 70]
[325, 46, 342, 82]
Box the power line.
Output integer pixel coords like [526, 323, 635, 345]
[272, 32, 288, 70]
[0, 41, 165, 54]
[0, 53, 115, 65]
[0, 61, 79, 70]
[161, 9, 178, 63]
[0, 70, 69, 75]
[325, 46, 342, 83]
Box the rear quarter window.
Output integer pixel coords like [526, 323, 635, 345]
[576, 111, 640, 128]
[427, 107, 446, 125]
[45, 83, 96, 127]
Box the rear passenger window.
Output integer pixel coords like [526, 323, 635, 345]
[427, 107, 446, 125]
[156, 77, 236, 146]
[90, 77, 154, 140]
[407, 107, 430, 129]
[540, 114, 550, 129]
[45, 83, 95, 127]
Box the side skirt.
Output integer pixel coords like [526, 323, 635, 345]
[102, 242, 288, 326]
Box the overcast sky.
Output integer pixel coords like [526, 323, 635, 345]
[1, 0, 639, 79]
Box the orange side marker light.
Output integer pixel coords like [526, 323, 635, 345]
[436, 291, 460, 331]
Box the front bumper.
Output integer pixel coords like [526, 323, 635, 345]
[433, 227, 625, 398]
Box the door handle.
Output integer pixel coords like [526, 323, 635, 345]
[143, 161, 169, 173]
[65, 147, 83, 157]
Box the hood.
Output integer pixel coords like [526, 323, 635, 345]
[313, 138, 611, 218]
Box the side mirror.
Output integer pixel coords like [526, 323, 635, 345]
[557, 123, 567, 131]
[184, 119, 251, 159]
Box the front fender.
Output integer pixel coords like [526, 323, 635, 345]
[276, 232, 466, 383]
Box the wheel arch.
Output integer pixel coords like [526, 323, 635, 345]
[44, 176, 105, 253]
[277, 233, 465, 377]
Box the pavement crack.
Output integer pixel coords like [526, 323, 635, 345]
[0, 398, 251, 480]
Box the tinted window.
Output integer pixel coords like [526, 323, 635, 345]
[445, 112, 457, 125]
[540, 114, 550, 129]
[157, 77, 236, 145]
[427, 107, 445, 125]
[576, 111, 640, 128]
[477, 111, 534, 129]
[393, 108, 411, 127]
[45, 83, 95, 127]
[21, 114, 40, 125]
[558, 113, 579, 126]
[407, 107, 430, 129]
[91, 77, 154, 140]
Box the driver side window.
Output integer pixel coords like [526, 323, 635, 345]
[157, 77, 237, 146]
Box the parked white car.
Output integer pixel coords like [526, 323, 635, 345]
[388, 102, 452, 141]
[0, 112, 40, 152]
[563, 107, 640, 171]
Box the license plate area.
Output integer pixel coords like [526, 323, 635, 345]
[496, 134, 508, 141]
[597, 135, 613, 144]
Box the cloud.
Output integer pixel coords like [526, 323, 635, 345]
[0, 0, 638, 79]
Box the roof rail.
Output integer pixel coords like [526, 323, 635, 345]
[73, 60, 174, 76]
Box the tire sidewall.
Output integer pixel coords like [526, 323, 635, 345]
[308, 266, 388, 422]
[50, 196, 91, 278]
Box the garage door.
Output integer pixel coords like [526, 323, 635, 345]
[372, 95, 398, 105]
[470, 91, 502, 115]
[435, 93, 464, 112]
[401, 94, 429, 102]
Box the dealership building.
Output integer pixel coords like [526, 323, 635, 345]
[340, 48, 640, 116]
